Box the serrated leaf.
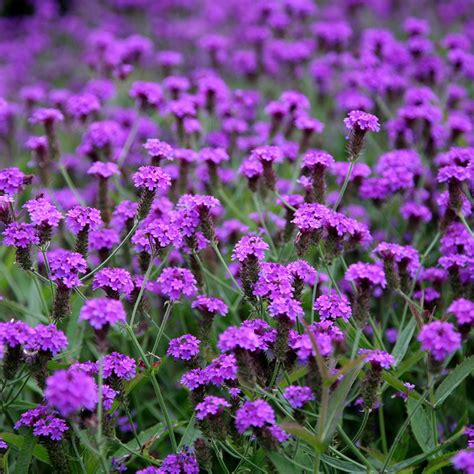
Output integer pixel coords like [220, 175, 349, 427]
[0, 432, 50, 465]
[15, 432, 37, 472]
[407, 398, 435, 453]
[434, 356, 474, 407]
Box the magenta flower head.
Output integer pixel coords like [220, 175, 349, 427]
[48, 249, 87, 288]
[79, 297, 126, 330]
[129, 81, 163, 110]
[45, 369, 98, 417]
[195, 395, 230, 420]
[232, 235, 269, 262]
[218, 325, 263, 353]
[345, 262, 386, 324]
[250, 145, 283, 191]
[143, 139, 174, 165]
[103, 352, 136, 381]
[448, 298, 474, 334]
[359, 349, 395, 411]
[92, 267, 134, 299]
[283, 385, 315, 409]
[154, 267, 197, 301]
[418, 321, 461, 363]
[167, 334, 200, 361]
[314, 291, 352, 321]
[30, 108, 64, 126]
[343, 110, 380, 160]
[132, 166, 171, 192]
[154, 452, 199, 474]
[240, 156, 263, 191]
[232, 234, 269, 300]
[3, 222, 40, 270]
[25, 324, 68, 356]
[0, 167, 32, 195]
[452, 450, 474, 473]
[87, 161, 120, 179]
[359, 349, 395, 370]
[192, 295, 228, 317]
[133, 166, 172, 220]
[24, 197, 63, 244]
[66, 206, 102, 234]
[15, 406, 69, 441]
[235, 399, 275, 433]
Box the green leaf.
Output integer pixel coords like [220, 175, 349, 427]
[15, 432, 37, 472]
[280, 423, 320, 451]
[320, 454, 366, 473]
[391, 318, 416, 364]
[112, 422, 167, 458]
[434, 356, 474, 407]
[278, 366, 308, 388]
[321, 359, 364, 444]
[0, 433, 50, 466]
[267, 452, 303, 474]
[406, 398, 435, 453]
[422, 451, 458, 473]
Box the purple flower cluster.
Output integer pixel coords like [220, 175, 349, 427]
[15, 406, 68, 441]
[283, 385, 315, 409]
[418, 321, 461, 361]
[79, 298, 126, 330]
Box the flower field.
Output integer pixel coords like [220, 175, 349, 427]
[0, 0, 473, 472]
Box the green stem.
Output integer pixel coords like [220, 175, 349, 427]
[211, 242, 243, 294]
[150, 302, 173, 356]
[129, 254, 154, 328]
[333, 161, 354, 210]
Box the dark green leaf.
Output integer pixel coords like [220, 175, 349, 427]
[267, 452, 303, 474]
[434, 356, 474, 407]
[391, 318, 416, 364]
[320, 454, 366, 472]
[407, 398, 435, 453]
[0, 432, 49, 466]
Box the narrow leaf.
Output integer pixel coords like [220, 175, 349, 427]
[391, 318, 416, 364]
[434, 356, 474, 407]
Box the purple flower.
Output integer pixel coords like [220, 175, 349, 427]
[195, 396, 230, 420]
[204, 354, 238, 386]
[79, 298, 126, 330]
[25, 325, 67, 356]
[292, 203, 330, 232]
[235, 399, 275, 433]
[344, 110, 380, 133]
[155, 267, 197, 301]
[283, 386, 314, 409]
[232, 235, 269, 262]
[314, 291, 352, 321]
[24, 198, 63, 227]
[129, 81, 163, 108]
[48, 249, 87, 288]
[0, 168, 30, 195]
[30, 108, 64, 125]
[418, 321, 461, 361]
[302, 150, 335, 170]
[167, 334, 200, 361]
[92, 267, 134, 296]
[3, 222, 39, 248]
[143, 139, 173, 161]
[0, 437, 7, 450]
[345, 263, 387, 288]
[192, 295, 228, 316]
[287, 260, 318, 286]
[452, 450, 474, 473]
[448, 298, 474, 326]
[200, 147, 229, 164]
[373, 242, 420, 277]
[112, 201, 138, 231]
[45, 369, 98, 417]
[15, 406, 68, 441]
[87, 161, 120, 179]
[218, 325, 263, 352]
[156, 452, 199, 474]
[66, 206, 102, 234]
[437, 165, 471, 184]
[0, 320, 31, 348]
[66, 93, 101, 120]
[132, 166, 171, 191]
[103, 352, 136, 380]
[268, 296, 304, 322]
[291, 332, 334, 362]
[89, 228, 120, 251]
[359, 349, 395, 369]
[180, 368, 207, 390]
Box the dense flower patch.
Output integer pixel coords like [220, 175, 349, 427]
[0, 0, 473, 473]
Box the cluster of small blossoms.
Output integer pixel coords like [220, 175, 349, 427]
[0, 2, 473, 472]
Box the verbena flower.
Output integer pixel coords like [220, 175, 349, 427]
[195, 396, 230, 420]
[25, 325, 68, 356]
[283, 386, 315, 409]
[45, 369, 98, 417]
[418, 321, 461, 362]
[92, 267, 134, 297]
[79, 298, 126, 330]
[167, 334, 200, 361]
[314, 291, 352, 321]
[155, 267, 198, 301]
[103, 352, 136, 380]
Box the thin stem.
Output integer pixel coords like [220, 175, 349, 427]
[125, 324, 178, 451]
[129, 254, 154, 328]
[457, 212, 474, 238]
[211, 242, 243, 294]
[150, 302, 173, 357]
[59, 165, 86, 206]
[333, 161, 354, 210]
